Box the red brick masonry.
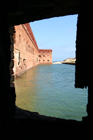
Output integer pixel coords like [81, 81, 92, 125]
[13, 23, 52, 76]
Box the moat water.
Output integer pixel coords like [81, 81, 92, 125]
[15, 64, 88, 121]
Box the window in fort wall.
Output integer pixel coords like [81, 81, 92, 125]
[36, 58, 38, 63]
[23, 39, 25, 50]
[39, 55, 41, 57]
[25, 43, 34, 54]
[28, 45, 30, 53]
[19, 35, 21, 43]
[14, 49, 20, 66]
[26, 42, 28, 51]
[30, 48, 33, 54]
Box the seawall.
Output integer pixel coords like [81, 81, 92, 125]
[62, 62, 75, 65]
[13, 23, 52, 76]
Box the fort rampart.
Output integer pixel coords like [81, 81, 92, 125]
[13, 23, 52, 76]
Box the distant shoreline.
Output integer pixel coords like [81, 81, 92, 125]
[62, 62, 75, 65]
[52, 62, 75, 65]
[52, 58, 76, 65]
[52, 62, 62, 64]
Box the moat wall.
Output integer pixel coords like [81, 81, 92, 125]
[38, 49, 52, 64]
[13, 23, 52, 76]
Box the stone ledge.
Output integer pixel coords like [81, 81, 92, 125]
[15, 106, 56, 122]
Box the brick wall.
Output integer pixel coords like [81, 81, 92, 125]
[13, 23, 52, 76]
[38, 49, 52, 64]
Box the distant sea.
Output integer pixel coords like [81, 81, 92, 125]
[15, 64, 88, 121]
[53, 61, 61, 62]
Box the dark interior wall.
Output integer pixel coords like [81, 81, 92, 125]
[0, 6, 15, 130]
[8, 0, 80, 25]
[0, 0, 92, 131]
[0, 0, 79, 131]
[75, 1, 92, 88]
[75, 1, 93, 120]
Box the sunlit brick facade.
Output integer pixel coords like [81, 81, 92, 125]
[13, 23, 52, 76]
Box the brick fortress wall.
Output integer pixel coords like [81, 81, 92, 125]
[13, 23, 52, 76]
[39, 49, 52, 64]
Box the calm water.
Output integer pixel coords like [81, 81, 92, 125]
[15, 64, 88, 121]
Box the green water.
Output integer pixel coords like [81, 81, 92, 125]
[15, 64, 88, 121]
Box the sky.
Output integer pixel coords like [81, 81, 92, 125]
[30, 14, 78, 61]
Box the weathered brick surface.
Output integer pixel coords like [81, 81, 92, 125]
[14, 23, 52, 76]
[39, 49, 52, 64]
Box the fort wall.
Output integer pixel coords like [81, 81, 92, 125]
[13, 23, 52, 76]
[38, 49, 52, 64]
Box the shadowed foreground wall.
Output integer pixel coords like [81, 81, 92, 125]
[0, 0, 92, 135]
